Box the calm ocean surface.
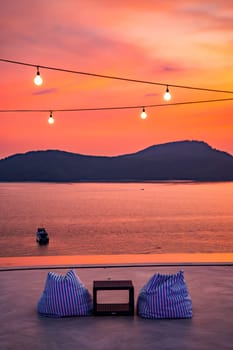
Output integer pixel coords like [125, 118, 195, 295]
[0, 182, 232, 257]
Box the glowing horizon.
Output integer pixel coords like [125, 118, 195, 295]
[0, 0, 233, 159]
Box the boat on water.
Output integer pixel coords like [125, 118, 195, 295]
[36, 227, 49, 245]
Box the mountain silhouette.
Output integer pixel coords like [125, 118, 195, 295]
[0, 140, 232, 182]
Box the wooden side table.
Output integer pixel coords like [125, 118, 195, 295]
[93, 280, 134, 316]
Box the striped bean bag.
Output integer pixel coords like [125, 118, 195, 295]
[38, 269, 92, 317]
[137, 270, 192, 319]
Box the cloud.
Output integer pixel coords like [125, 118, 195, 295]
[144, 93, 160, 97]
[179, 1, 233, 32]
[32, 88, 58, 96]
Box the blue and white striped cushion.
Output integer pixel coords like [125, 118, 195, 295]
[137, 270, 192, 319]
[38, 269, 92, 317]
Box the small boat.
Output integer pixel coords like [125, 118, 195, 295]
[36, 227, 49, 245]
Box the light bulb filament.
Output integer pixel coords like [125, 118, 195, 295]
[140, 107, 147, 119]
[163, 85, 171, 101]
[34, 66, 43, 86]
[48, 112, 55, 124]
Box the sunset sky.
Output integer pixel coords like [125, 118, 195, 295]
[0, 0, 233, 159]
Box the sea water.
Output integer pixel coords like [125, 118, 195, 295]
[0, 182, 232, 257]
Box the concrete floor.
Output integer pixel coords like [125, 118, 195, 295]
[0, 265, 233, 350]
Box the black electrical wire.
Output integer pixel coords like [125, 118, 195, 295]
[0, 97, 233, 114]
[1, 58, 233, 94]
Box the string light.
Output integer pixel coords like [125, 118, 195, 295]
[163, 86, 171, 101]
[140, 107, 147, 119]
[1, 58, 233, 94]
[0, 58, 233, 124]
[1, 97, 232, 114]
[34, 66, 43, 86]
[48, 111, 54, 124]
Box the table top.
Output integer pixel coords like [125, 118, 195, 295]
[93, 280, 133, 288]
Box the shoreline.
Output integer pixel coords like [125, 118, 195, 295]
[1, 180, 233, 183]
[1, 252, 233, 269]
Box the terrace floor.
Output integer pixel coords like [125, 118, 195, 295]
[0, 254, 233, 350]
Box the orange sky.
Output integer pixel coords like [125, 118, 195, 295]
[0, 0, 233, 159]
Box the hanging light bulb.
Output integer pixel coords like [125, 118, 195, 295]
[163, 85, 171, 101]
[48, 111, 55, 124]
[140, 107, 147, 119]
[34, 66, 43, 86]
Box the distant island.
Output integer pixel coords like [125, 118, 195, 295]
[0, 140, 232, 182]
